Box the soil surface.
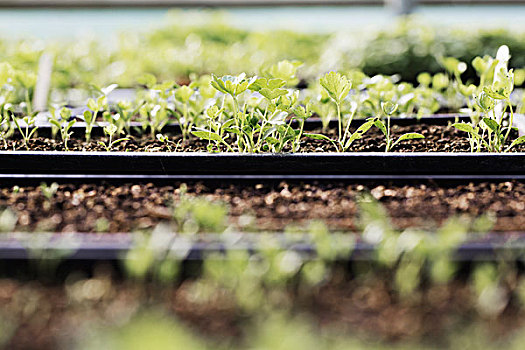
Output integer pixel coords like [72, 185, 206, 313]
[0, 273, 522, 350]
[5, 125, 525, 152]
[1, 180, 525, 233]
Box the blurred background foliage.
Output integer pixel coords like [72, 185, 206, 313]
[2, 12, 525, 94]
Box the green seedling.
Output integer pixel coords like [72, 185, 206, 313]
[11, 112, 38, 150]
[172, 85, 195, 141]
[316, 71, 376, 152]
[173, 184, 228, 233]
[98, 124, 129, 151]
[39, 182, 59, 201]
[191, 105, 234, 152]
[156, 133, 181, 152]
[210, 73, 256, 151]
[0, 106, 14, 149]
[453, 46, 525, 152]
[374, 101, 424, 152]
[49, 107, 76, 151]
[84, 84, 116, 142]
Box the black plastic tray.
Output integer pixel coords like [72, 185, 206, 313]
[0, 152, 524, 176]
[0, 231, 523, 262]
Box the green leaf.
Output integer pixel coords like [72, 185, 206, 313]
[319, 71, 351, 104]
[87, 99, 97, 111]
[452, 122, 477, 134]
[83, 110, 93, 124]
[265, 136, 279, 145]
[381, 101, 398, 116]
[482, 117, 500, 133]
[224, 127, 242, 135]
[259, 88, 288, 101]
[373, 119, 387, 136]
[392, 133, 425, 149]
[507, 135, 525, 151]
[174, 85, 194, 103]
[304, 133, 334, 142]
[49, 119, 61, 129]
[292, 105, 312, 120]
[345, 120, 375, 148]
[262, 60, 302, 83]
[137, 73, 157, 88]
[476, 91, 495, 111]
[191, 131, 222, 141]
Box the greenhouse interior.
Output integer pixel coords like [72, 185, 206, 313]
[3, 0, 525, 348]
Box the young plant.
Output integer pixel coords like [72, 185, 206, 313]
[116, 100, 143, 136]
[84, 84, 117, 142]
[138, 101, 170, 138]
[172, 85, 195, 141]
[11, 111, 38, 150]
[210, 73, 256, 151]
[49, 107, 76, 151]
[156, 134, 181, 152]
[374, 101, 424, 152]
[317, 71, 376, 152]
[290, 104, 312, 152]
[39, 182, 59, 201]
[191, 105, 234, 152]
[453, 46, 525, 152]
[0, 105, 14, 148]
[98, 124, 129, 151]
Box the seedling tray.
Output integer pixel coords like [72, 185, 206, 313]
[1, 151, 525, 176]
[7, 114, 524, 176]
[0, 232, 523, 279]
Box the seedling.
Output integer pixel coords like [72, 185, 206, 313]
[98, 124, 129, 151]
[172, 85, 195, 141]
[156, 133, 181, 152]
[453, 46, 525, 152]
[0, 106, 13, 148]
[374, 101, 424, 152]
[49, 107, 76, 151]
[40, 182, 59, 201]
[84, 84, 117, 142]
[11, 112, 38, 150]
[191, 105, 234, 152]
[210, 73, 256, 151]
[173, 184, 228, 233]
[317, 72, 376, 152]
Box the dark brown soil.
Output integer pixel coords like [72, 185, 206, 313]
[0, 273, 522, 350]
[5, 125, 525, 152]
[2, 180, 525, 233]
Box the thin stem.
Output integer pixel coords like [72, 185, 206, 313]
[386, 114, 391, 152]
[336, 102, 342, 144]
[503, 98, 515, 149]
[341, 106, 356, 150]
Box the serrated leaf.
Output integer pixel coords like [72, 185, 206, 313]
[319, 71, 351, 104]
